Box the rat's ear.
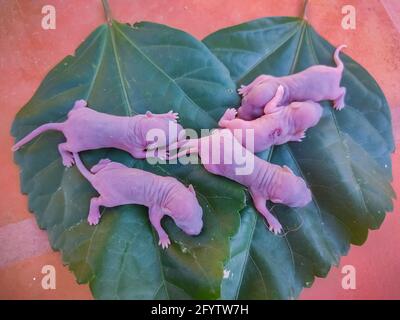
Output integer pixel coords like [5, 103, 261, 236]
[188, 184, 196, 194]
[282, 165, 294, 174]
[145, 111, 153, 118]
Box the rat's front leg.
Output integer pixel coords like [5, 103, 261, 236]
[146, 110, 179, 121]
[58, 142, 75, 167]
[87, 196, 103, 225]
[250, 191, 283, 234]
[149, 207, 171, 249]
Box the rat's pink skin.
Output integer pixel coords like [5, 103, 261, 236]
[219, 86, 323, 152]
[237, 45, 346, 120]
[168, 129, 312, 234]
[12, 99, 184, 167]
[73, 153, 203, 249]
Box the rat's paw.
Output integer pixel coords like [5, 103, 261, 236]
[62, 155, 75, 167]
[167, 110, 179, 121]
[73, 99, 87, 109]
[224, 108, 238, 120]
[158, 236, 171, 249]
[292, 131, 306, 142]
[333, 102, 345, 111]
[266, 217, 283, 235]
[237, 85, 247, 96]
[87, 213, 100, 226]
[295, 130, 306, 142]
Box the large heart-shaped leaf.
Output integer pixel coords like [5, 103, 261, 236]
[11, 20, 246, 299]
[203, 17, 395, 299]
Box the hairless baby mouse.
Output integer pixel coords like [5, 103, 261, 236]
[168, 129, 312, 234]
[218, 86, 323, 152]
[73, 152, 203, 249]
[12, 99, 184, 166]
[237, 45, 346, 120]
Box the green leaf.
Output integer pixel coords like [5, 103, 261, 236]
[203, 17, 395, 299]
[11, 20, 246, 299]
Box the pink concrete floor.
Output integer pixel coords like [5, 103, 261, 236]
[0, 0, 399, 299]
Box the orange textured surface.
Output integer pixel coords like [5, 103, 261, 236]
[0, 0, 399, 299]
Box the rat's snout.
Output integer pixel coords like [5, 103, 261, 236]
[293, 181, 312, 207]
[190, 208, 204, 235]
[175, 200, 204, 236]
[311, 102, 323, 123]
[298, 188, 312, 207]
[292, 101, 323, 129]
[186, 220, 203, 236]
[179, 218, 203, 236]
[303, 102, 323, 128]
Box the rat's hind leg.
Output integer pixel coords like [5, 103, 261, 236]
[58, 142, 74, 167]
[264, 85, 285, 114]
[250, 191, 283, 234]
[87, 196, 104, 225]
[333, 87, 346, 110]
[145, 110, 179, 121]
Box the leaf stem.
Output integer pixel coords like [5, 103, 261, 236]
[302, 0, 309, 21]
[101, 0, 113, 26]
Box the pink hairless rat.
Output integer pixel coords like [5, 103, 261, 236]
[237, 45, 347, 120]
[73, 152, 203, 249]
[12, 99, 184, 166]
[168, 129, 312, 234]
[218, 85, 323, 152]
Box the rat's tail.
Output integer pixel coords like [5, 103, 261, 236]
[333, 44, 347, 73]
[12, 123, 63, 151]
[73, 152, 94, 183]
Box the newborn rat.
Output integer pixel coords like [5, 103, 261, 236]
[12, 99, 184, 166]
[218, 86, 323, 152]
[73, 153, 203, 249]
[237, 45, 346, 120]
[168, 129, 312, 234]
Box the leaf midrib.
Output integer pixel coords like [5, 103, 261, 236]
[231, 20, 350, 299]
[236, 20, 303, 85]
[306, 27, 370, 229]
[231, 21, 307, 300]
[113, 22, 217, 126]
